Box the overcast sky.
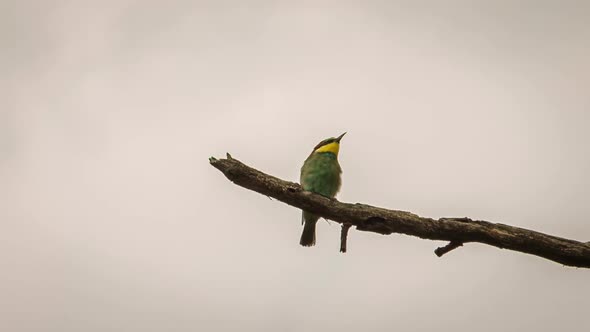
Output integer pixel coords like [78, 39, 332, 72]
[2, 1, 590, 331]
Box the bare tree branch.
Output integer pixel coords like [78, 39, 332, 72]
[434, 241, 464, 257]
[340, 223, 352, 253]
[209, 155, 590, 268]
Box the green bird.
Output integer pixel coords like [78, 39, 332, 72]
[299, 132, 346, 247]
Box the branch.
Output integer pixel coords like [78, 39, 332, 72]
[340, 223, 352, 253]
[434, 241, 463, 257]
[209, 155, 590, 268]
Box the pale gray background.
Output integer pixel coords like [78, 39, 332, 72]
[2, 1, 589, 331]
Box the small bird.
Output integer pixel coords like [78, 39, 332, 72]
[299, 132, 346, 246]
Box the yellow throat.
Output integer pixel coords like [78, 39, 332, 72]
[314, 142, 340, 156]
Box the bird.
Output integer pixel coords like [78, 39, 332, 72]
[299, 132, 346, 247]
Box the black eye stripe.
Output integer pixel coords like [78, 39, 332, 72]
[313, 138, 336, 150]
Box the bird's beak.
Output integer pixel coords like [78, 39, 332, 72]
[336, 132, 347, 143]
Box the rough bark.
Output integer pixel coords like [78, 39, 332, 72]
[209, 155, 590, 268]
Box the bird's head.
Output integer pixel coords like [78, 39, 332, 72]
[311, 132, 346, 156]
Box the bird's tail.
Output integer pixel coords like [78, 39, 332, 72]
[299, 211, 320, 247]
[300, 213, 318, 247]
